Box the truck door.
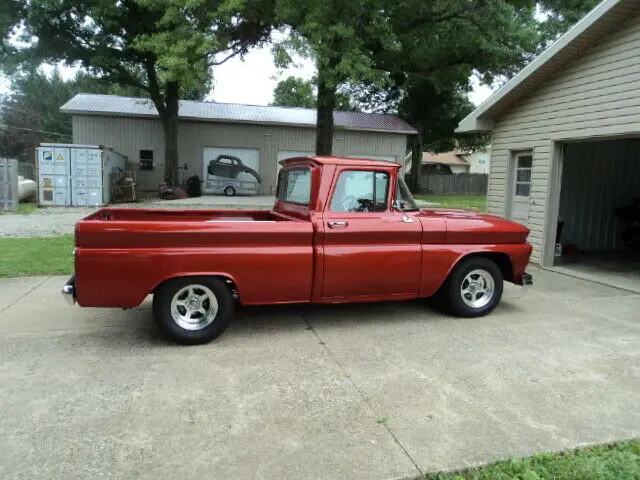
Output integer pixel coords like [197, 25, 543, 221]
[321, 169, 422, 299]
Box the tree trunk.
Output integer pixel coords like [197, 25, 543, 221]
[163, 81, 180, 184]
[315, 65, 337, 156]
[409, 124, 423, 193]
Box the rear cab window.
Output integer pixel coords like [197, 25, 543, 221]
[277, 168, 311, 205]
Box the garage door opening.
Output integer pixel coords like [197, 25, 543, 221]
[551, 139, 640, 292]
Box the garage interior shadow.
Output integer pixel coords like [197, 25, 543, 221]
[551, 139, 640, 293]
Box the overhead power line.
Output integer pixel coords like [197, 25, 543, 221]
[0, 124, 70, 137]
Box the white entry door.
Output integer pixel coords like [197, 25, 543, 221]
[510, 152, 532, 226]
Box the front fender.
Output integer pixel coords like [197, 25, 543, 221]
[418, 243, 532, 297]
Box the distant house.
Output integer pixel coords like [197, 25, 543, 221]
[422, 151, 470, 174]
[465, 146, 491, 174]
[404, 151, 470, 174]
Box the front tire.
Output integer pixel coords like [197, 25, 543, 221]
[223, 186, 236, 196]
[153, 276, 234, 344]
[442, 257, 503, 317]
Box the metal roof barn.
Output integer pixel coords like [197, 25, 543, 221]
[61, 94, 416, 193]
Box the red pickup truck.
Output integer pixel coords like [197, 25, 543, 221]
[63, 156, 532, 344]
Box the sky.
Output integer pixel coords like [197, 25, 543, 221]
[0, 44, 496, 108]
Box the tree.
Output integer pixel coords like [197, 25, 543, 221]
[0, 1, 23, 62]
[275, 0, 392, 155]
[344, 0, 598, 190]
[271, 75, 355, 111]
[8, 0, 274, 184]
[0, 68, 144, 162]
[272, 76, 316, 108]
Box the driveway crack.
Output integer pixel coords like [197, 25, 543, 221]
[0, 276, 51, 314]
[298, 310, 423, 476]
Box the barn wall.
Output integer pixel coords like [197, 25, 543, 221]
[72, 115, 408, 193]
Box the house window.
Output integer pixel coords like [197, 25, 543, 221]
[140, 150, 153, 170]
[514, 152, 532, 197]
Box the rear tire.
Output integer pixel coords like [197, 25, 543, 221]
[442, 257, 503, 317]
[223, 186, 236, 196]
[153, 276, 234, 344]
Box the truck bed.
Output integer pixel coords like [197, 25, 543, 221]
[74, 207, 314, 307]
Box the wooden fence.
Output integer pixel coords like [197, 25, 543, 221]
[420, 173, 488, 195]
[0, 158, 19, 211]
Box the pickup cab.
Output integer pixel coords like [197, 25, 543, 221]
[63, 156, 533, 344]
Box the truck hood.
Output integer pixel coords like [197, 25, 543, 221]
[417, 208, 530, 244]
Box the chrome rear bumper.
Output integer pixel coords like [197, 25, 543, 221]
[62, 275, 76, 305]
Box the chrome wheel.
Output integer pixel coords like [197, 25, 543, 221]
[460, 269, 495, 309]
[170, 284, 218, 331]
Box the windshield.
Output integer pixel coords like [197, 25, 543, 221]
[395, 177, 419, 211]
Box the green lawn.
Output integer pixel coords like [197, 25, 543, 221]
[414, 194, 487, 212]
[0, 235, 74, 277]
[423, 440, 640, 480]
[0, 202, 38, 215]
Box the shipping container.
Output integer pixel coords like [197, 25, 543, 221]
[37, 144, 71, 206]
[37, 144, 127, 206]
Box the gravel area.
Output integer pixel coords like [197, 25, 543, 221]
[0, 196, 276, 238]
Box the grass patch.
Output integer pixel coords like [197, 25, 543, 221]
[0, 202, 38, 215]
[423, 440, 640, 480]
[0, 235, 74, 277]
[414, 194, 487, 212]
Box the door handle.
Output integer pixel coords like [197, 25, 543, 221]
[328, 221, 349, 228]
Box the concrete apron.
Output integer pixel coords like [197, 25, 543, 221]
[0, 267, 638, 480]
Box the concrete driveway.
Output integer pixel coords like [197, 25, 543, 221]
[0, 267, 638, 480]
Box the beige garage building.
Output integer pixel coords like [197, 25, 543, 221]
[61, 94, 415, 194]
[457, 0, 640, 289]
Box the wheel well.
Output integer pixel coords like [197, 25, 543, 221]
[459, 252, 513, 282]
[153, 275, 239, 300]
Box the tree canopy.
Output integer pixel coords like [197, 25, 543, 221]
[273, 0, 598, 166]
[0, 68, 144, 162]
[3, 0, 600, 189]
[272, 76, 316, 108]
[7, 0, 275, 183]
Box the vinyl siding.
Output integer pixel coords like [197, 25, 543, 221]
[72, 116, 407, 192]
[488, 11, 640, 264]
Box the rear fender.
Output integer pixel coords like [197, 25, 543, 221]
[152, 272, 240, 300]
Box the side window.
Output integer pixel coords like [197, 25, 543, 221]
[330, 170, 389, 213]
